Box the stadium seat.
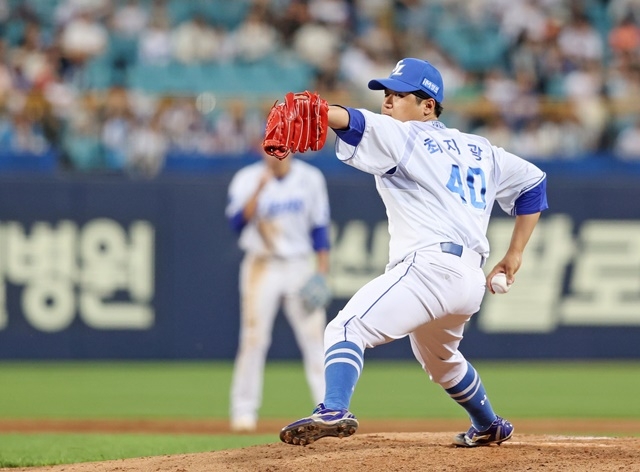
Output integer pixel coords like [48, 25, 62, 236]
[127, 63, 172, 93]
[23, 0, 59, 25]
[201, 63, 244, 95]
[167, 0, 197, 26]
[200, 0, 252, 29]
[83, 55, 115, 90]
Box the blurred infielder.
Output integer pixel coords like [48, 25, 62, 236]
[226, 151, 331, 432]
[262, 58, 548, 446]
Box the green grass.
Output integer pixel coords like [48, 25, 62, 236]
[351, 360, 640, 419]
[2, 360, 639, 420]
[473, 362, 640, 418]
[0, 433, 276, 468]
[0, 360, 638, 467]
[0, 361, 233, 419]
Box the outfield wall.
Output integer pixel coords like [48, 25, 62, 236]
[0, 162, 639, 360]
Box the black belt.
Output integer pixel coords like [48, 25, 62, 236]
[440, 242, 485, 268]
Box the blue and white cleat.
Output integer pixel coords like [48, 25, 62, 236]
[279, 403, 359, 446]
[453, 416, 514, 447]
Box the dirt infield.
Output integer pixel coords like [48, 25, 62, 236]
[1, 419, 639, 472]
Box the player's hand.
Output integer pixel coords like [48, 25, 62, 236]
[486, 252, 521, 294]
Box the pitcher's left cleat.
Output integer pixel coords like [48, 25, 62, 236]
[279, 403, 359, 446]
[453, 416, 514, 447]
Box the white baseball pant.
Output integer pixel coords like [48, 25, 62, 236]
[325, 244, 486, 388]
[230, 253, 326, 424]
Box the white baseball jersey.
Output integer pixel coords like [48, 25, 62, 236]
[324, 109, 547, 388]
[226, 159, 330, 258]
[335, 110, 546, 270]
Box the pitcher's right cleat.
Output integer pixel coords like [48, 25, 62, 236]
[453, 416, 514, 447]
[279, 403, 359, 446]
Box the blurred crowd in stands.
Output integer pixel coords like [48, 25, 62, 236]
[1, 0, 640, 176]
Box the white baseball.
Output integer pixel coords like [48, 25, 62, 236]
[490, 273, 510, 294]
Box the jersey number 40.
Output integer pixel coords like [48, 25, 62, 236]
[446, 164, 487, 210]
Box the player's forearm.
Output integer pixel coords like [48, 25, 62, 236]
[315, 250, 330, 275]
[490, 212, 540, 281]
[328, 105, 350, 130]
[242, 193, 260, 221]
[507, 213, 541, 255]
[242, 174, 270, 221]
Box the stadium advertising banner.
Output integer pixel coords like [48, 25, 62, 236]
[0, 171, 639, 360]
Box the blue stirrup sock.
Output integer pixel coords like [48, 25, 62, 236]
[445, 362, 497, 431]
[322, 341, 363, 411]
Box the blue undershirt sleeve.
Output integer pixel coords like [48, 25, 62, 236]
[333, 107, 366, 147]
[228, 211, 246, 233]
[311, 226, 330, 251]
[514, 177, 549, 215]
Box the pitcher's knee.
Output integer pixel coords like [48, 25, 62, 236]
[324, 314, 384, 353]
[324, 315, 354, 349]
[426, 356, 468, 387]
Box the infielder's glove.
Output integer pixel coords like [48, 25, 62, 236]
[262, 91, 329, 160]
[300, 273, 332, 312]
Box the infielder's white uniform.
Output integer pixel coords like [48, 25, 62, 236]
[327, 111, 546, 386]
[226, 158, 329, 430]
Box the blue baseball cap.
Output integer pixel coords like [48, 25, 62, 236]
[368, 58, 444, 103]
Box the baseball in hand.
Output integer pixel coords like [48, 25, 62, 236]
[490, 273, 511, 294]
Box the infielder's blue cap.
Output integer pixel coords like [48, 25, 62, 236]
[368, 58, 444, 103]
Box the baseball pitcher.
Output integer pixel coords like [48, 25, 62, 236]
[263, 58, 548, 447]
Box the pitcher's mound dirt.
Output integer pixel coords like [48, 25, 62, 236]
[1, 419, 639, 472]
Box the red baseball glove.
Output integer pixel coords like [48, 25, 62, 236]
[262, 91, 329, 160]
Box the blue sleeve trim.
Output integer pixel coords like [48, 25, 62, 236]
[333, 107, 365, 147]
[311, 226, 330, 251]
[514, 177, 549, 215]
[228, 211, 246, 233]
